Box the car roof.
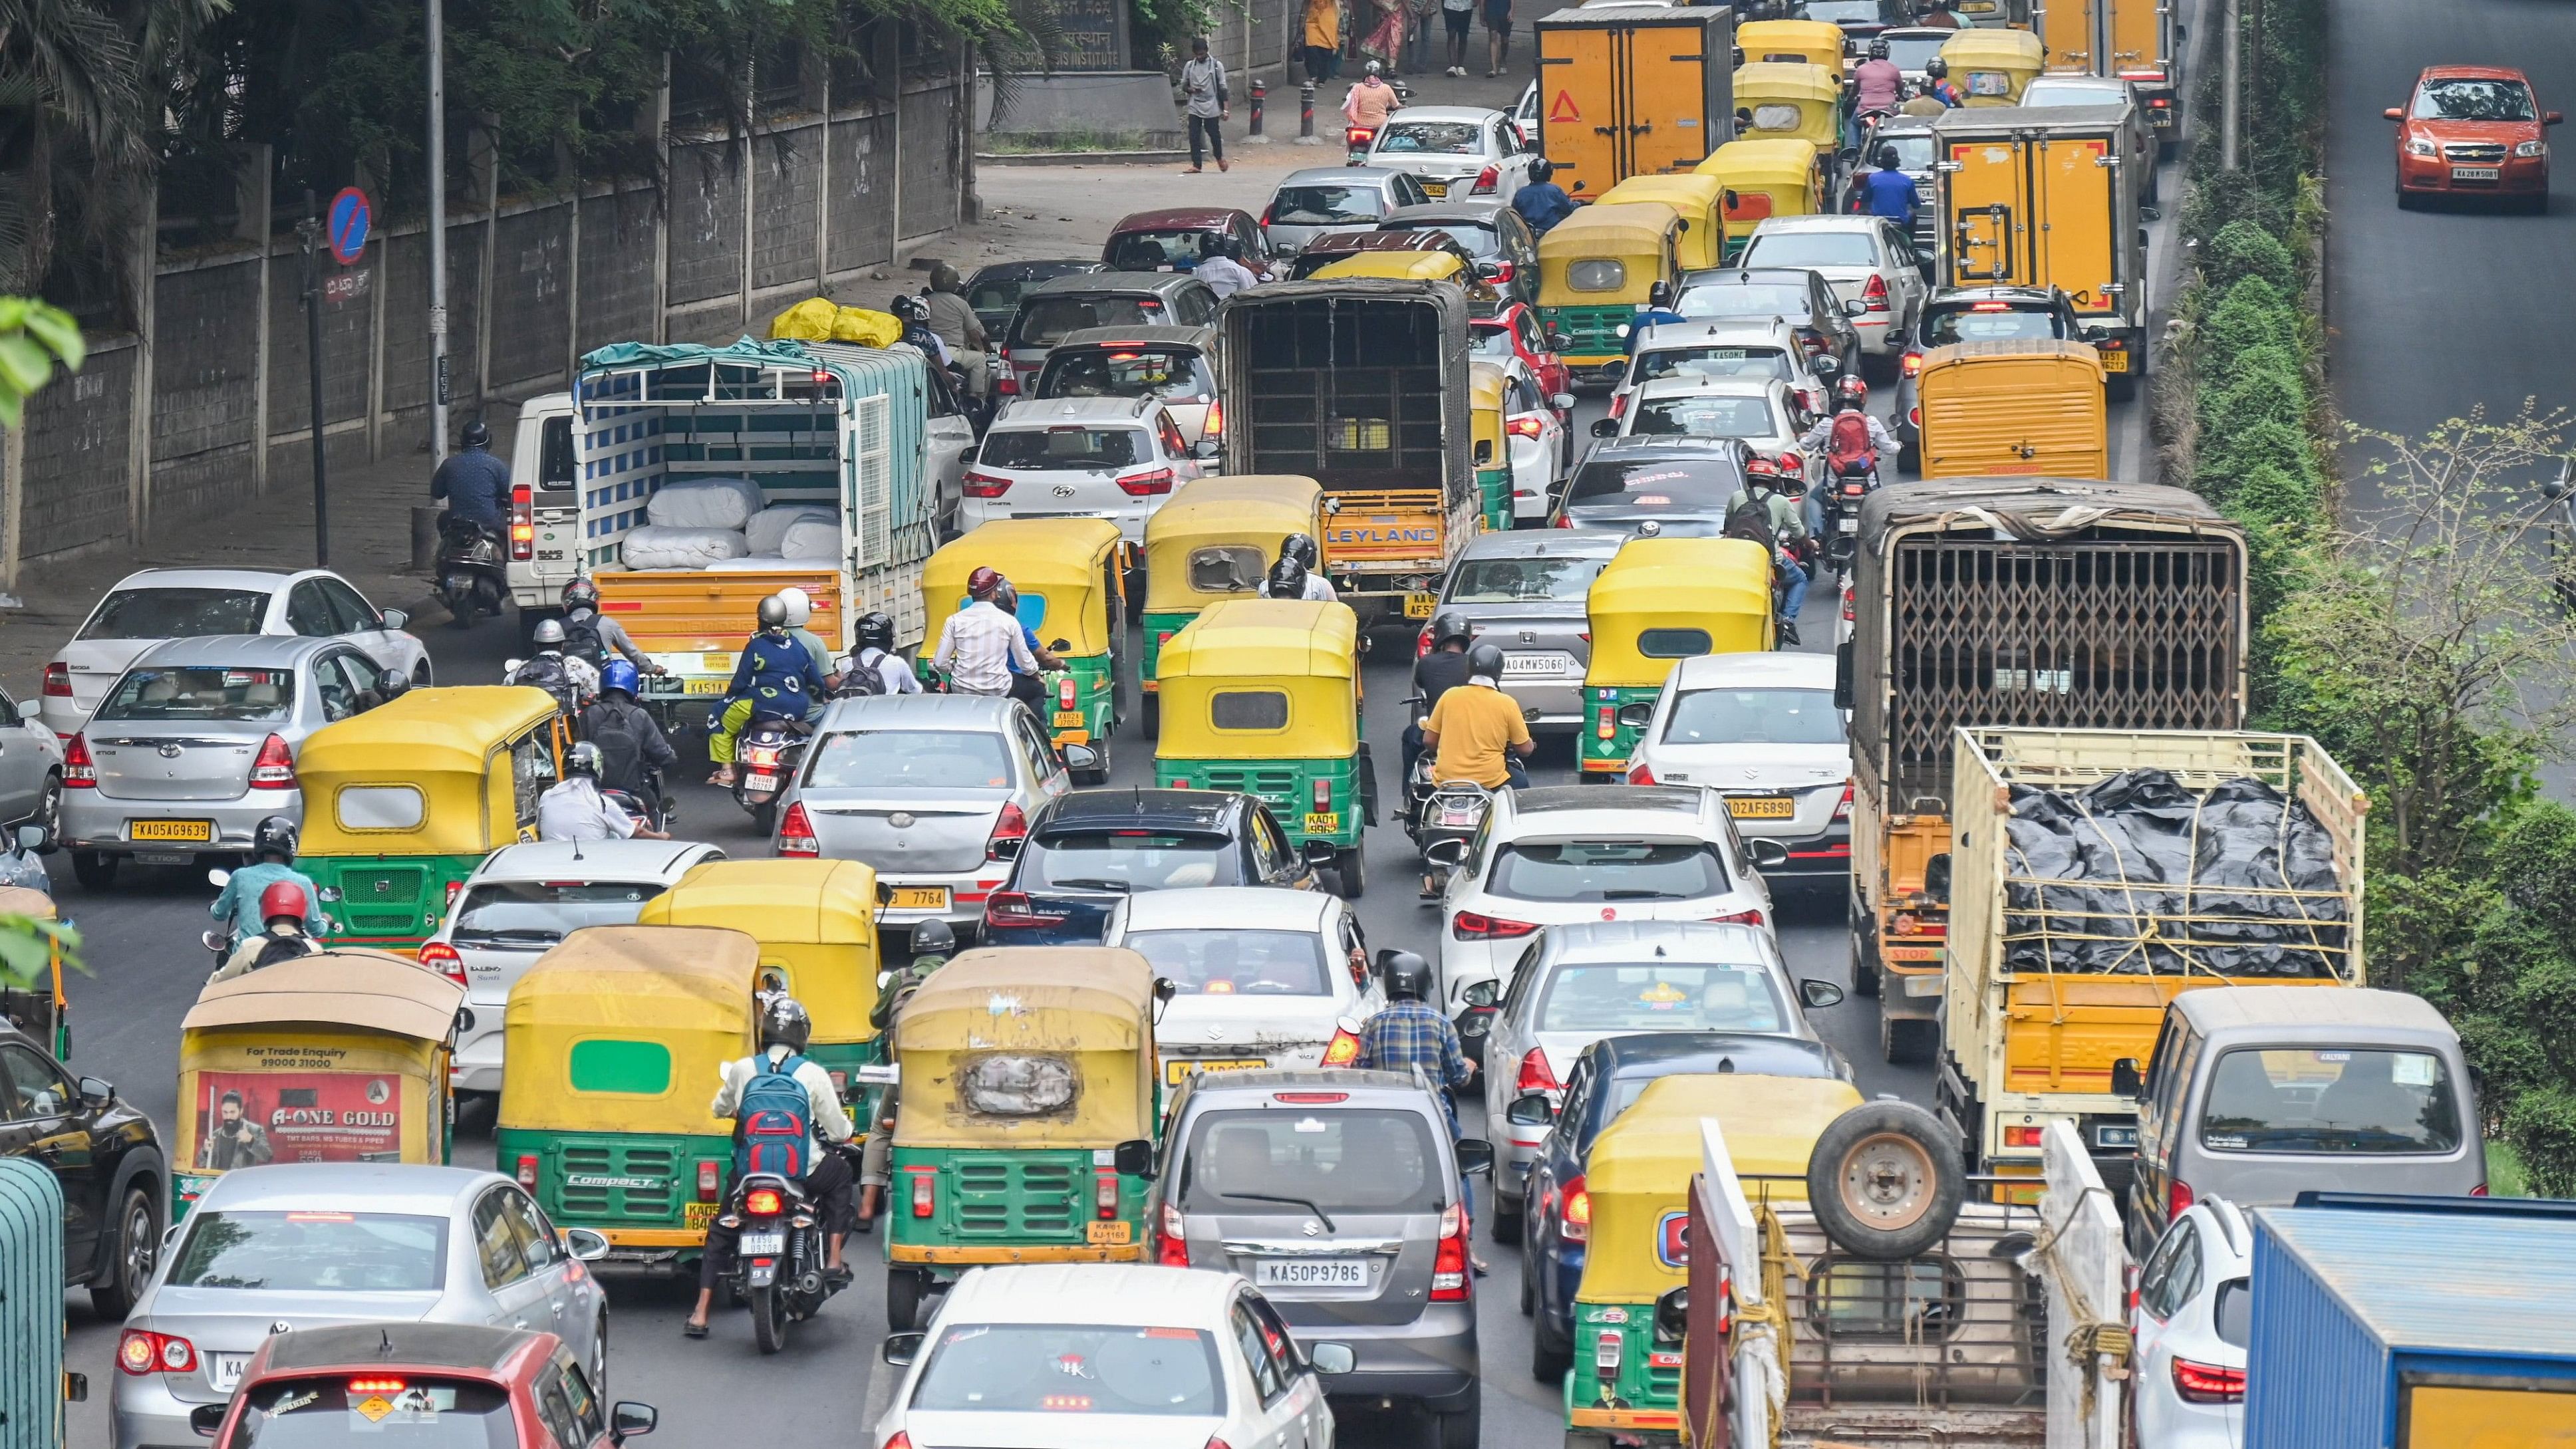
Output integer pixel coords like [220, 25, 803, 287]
[1536, 919, 1775, 966]
[1582, 436, 1750, 463]
[1750, 214, 1888, 234]
[1926, 285, 2062, 307]
[1187, 1066, 1422, 1099]
[1112, 208, 1256, 231]
[2417, 65, 2528, 82]
[1634, 319, 1798, 348]
[1305, 229, 1465, 255]
[2174, 986, 2458, 1039]
[1121, 886, 1332, 932]
[942, 1264, 1244, 1325]
[1680, 268, 1818, 289]
[1589, 1030, 1844, 1081]
[1282, 166, 1403, 186]
[1634, 374, 1783, 400]
[1023, 271, 1205, 300]
[1384, 199, 1514, 225]
[259, 1323, 547, 1378]
[993, 395, 1161, 427]
[128, 633, 354, 668]
[1665, 650, 1837, 689]
[815, 692, 1031, 730]
[201, 1162, 501, 1215]
[469, 839, 717, 882]
[1049, 324, 1217, 352]
[1500, 784, 1713, 824]
[1042, 787, 1240, 831]
[970, 259, 1101, 282]
[107, 567, 308, 594]
[1459, 529, 1626, 560]
[1385, 105, 1506, 124]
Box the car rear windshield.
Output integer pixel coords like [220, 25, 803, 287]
[1662, 686, 1846, 745]
[1040, 347, 1215, 403]
[1802, 0, 1882, 20]
[1740, 232, 1880, 269]
[1876, 132, 1937, 171]
[1918, 304, 2065, 346]
[1011, 295, 1168, 349]
[1378, 120, 1483, 154]
[807, 729, 1015, 790]
[1445, 555, 1608, 602]
[979, 425, 1151, 471]
[1178, 1107, 1448, 1215]
[2414, 78, 2535, 122]
[1487, 840, 1729, 902]
[451, 880, 663, 946]
[1416, 222, 1502, 258]
[1632, 344, 1797, 387]
[1123, 928, 1334, 995]
[1630, 394, 1779, 440]
[1272, 185, 1385, 225]
[910, 1323, 1223, 1416]
[171, 1211, 449, 1292]
[1536, 962, 1789, 1035]
[229, 1379, 514, 1448]
[1883, 35, 1947, 72]
[1565, 458, 1742, 507]
[2198, 1047, 2464, 1154]
[1024, 831, 1241, 890]
[94, 666, 295, 722]
[1678, 284, 1812, 322]
[80, 587, 269, 640]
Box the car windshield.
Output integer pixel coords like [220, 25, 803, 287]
[94, 666, 295, 722]
[1377, 121, 1483, 154]
[1413, 222, 1502, 257]
[1661, 686, 1846, 745]
[909, 1323, 1224, 1416]
[1125, 929, 1334, 995]
[1677, 283, 1811, 321]
[1272, 185, 1385, 225]
[1024, 831, 1240, 890]
[1445, 555, 1608, 601]
[170, 1210, 449, 1292]
[80, 587, 269, 640]
[979, 425, 1151, 471]
[1487, 840, 1729, 902]
[1918, 304, 2065, 346]
[1876, 131, 1937, 170]
[806, 729, 1016, 790]
[1630, 394, 1779, 440]
[2020, 80, 2120, 107]
[1565, 458, 1741, 507]
[1012, 295, 1167, 348]
[1107, 230, 1219, 271]
[2199, 1047, 2464, 1154]
[231, 1379, 514, 1448]
[1741, 231, 1880, 269]
[1536, 962, 1789, 1034]
[1633, 344, 1796, 386]
[1883, 35, 1947, 70]
[1178, 1107, 1448, 1214]
[450, 880, 664, 944]
[2414, 78, 2535, 122]
[1040, 347, 1214, 403]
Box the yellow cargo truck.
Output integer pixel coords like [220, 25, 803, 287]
[1932, 105, 2151, 397]
[2031, 0, 2184, 152]
[1532, 5, 1735, 201]
[1938, 726, 2366, 1195]
[1914, 340, 2107, 479]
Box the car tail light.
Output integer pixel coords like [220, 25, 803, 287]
[987, 801, 1028, 860]
[2172, 1357, 2245, 1404]
[41, 662, 70, 698]
[1608, 390, 1629, 420]
[883, 1435, 915, 1449]
[746, 1186, 785, 1216]
[1798, 332, 1826, 356]
[515, 1153, 539, 1189]
[1312, 778, 1332, 813]
[1321, 1024, 1363, 1066]
[118, 1329, 197, 1375]
[1491, 260, 1516, 285]
[1626, 761, 1655, 785]
[1969, 299, 2011, 312]
[777, 802, 820, 856]
[1454, 910, 1539, 941]
[1506, 414, 1545, 440]
[1554, 514, 1574, 528]
[1901, 350, 1922, 377]
[510, 483, 535, 561]
[1833, 783, 1853, 821]
[698, 1160, 722, 1201]
[1562, 1174, 1590, 1242]
[1095, 1169, 1120, 1219]
[962, 469, 1013, 498]
[1058, 676, 1079, 710]
[984, 891, 1050, 928]
[1431, 1202, 1470, 1299]
[2472, 1182, 2490, 1196]
[996, 372, 1018, 396]
[1416, 627, 1435, 659]
[1471, 164, 1501, 196]
[1516, 1047, 1559, 1094]
[1205, 398, 1223, 438]
[350, 1378, 408, 1394]
[2094, 335, 2126, 353]
[1116, 467, 1176, 497]
[1261, 205, 1276, 227]
[1705, 908, 1765, 927]
[1160, 1200, 1191, 1265]
[249, 733, 297, 789]
[1861, 273, 1890, 313]
[1205, 1438, 1233, 1449]
[2169, 1178, 2195, 1218]
[418, 940, 468, 987]
[2001, 1124, 2044, 1148]
[909, 1168, 937, 1218]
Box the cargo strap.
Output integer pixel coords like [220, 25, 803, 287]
[2021, 1180, 2132, 1412]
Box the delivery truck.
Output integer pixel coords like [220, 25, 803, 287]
[1914, 340, 2108, 479]
[2031, 0, 2184, 153]
[1532, 5, 1736, 199]
[1836, 479, 2247, 1066]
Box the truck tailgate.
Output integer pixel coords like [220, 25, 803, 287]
[1920, 353, 2108, 478]
[599, 569, 844, 688]
[1321, 489, 1449, 567]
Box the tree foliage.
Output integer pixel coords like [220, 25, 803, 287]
[0, 291, 83, 425]
[0, 910, 79, 989]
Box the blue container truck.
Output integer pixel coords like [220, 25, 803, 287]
[2245, 1194, 2576, 1448]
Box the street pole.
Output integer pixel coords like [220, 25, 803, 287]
[297, 191, 330, 565]
[426, 0, 450, 463]
[2220, 0, 2241, 171]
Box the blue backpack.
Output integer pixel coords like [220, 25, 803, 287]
[733, 1051, 814, 1179]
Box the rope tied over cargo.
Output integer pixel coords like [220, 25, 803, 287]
[2019, 1178, 2130, 1420]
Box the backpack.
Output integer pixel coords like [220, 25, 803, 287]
[733, 1051, 815, 1179]
[839, 649, 891, 698]
[583, 702, 650, 797]
[1723, 497, 1779, 555]
[513, 653, 581, 714]
[1828, 411, 1875, 469]
[561, 611, 607, 668]
[252, 933, 315, 970]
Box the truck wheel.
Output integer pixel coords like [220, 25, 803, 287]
[1806, 1100, 1963, 1261]
[1334, 847, 1366, 900]
[1848, 895, 1880, 997]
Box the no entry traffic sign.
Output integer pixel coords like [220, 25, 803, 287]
[327, 187, 372, 265]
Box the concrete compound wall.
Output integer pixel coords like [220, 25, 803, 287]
[0, 70, 968, 582]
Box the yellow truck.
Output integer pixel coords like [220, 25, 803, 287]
[1937, 726, 2366, 1196]
[1531, 5, 1736, 200]
[2031, 0, 2185, 153]
[1932, 104, 2152, 397]
[1914, 340, 2107, 479]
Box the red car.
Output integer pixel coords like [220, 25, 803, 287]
[1101, 207, 1275, 275]
[198, 1323, 656, 1448]
[2387, 65, 2561, 211]
[1471, 302, 1577, 465]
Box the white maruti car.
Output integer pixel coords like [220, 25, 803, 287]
[1108, 886, 1385, 1083]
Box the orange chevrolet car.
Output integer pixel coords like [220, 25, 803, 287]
[2387, 65, 2561, 211]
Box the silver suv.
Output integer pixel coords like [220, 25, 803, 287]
[1155, 1067, 1495, 1448]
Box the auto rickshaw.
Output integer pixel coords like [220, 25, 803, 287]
[636, 857, 885, 1113]
[1731, 63, 1846, 160]
[1538, 201, 1686, 386]
[494, 924, 762, 1265]
[923, 517, 1126, 784]
[1695, 139, 1830, 261]
[0, 885, 68, 1059]
[1469, 361, 1516, 531]
[1734, 17, 1846, 72]
[1940, 27, 2046, 105]
[1140, 475, 1328, 733]
[1560, 1073, 1863, 1446]
[883, 946, 1168, 1330]
[297, 686, 571, 953]
[1582, 537, 1774, 777]
[1594, 176, 1729, 271]
[1307, 251, 1502, 315]
[172, 950, 466, 1220]
[1153, 598, 1372, 892]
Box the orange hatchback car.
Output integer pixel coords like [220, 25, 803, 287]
[2388, 66, 2562, 211]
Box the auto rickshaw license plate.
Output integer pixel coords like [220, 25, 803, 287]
[685, 678, 726, 695]
[1167, 1057, 1268, 1085]
[1086, 1220, 1133, 1246]
[684, 1201, 720, 1231]
[130, 819, 214, 842]
[1403, 593, 1439, 618]
[2100, 350, 2130, 372]
[1304, 812, 1342, 834]
[1053, 710, 1086, 727]
[889, 887, 949, 910]
[1725, 797, 1794, 819]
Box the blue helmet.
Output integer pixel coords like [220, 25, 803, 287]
[599, 660, 642, 697]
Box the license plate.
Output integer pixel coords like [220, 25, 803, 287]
[1725, 797, 1795, 819]
[1403, 593, 1439, 618]
[2452, 166, 2500, 180]
[740, 1230, 786, 1255]
[889, 886, 949, 910]
[1053, 709, 1086, 727]
[1837, 516, 1860, 531]
[1087, 1220, 1133, 1246]
[745, 772, 778, 790]
[2094, 1124, 2140, 1149]
[2100, 349, 2130, 373]
[685, 1201, 720, 1231]
[1422, 182, 1450, 198]
[1256, 1257, 1368, 1288]
[130, 819, 213, 843]
[684, 678, 728, 695]
[208, 1353, 250, 1392]
[1439, 809, 1478, 827]
[1503, 652, 1572, 677]
[1167, 1057, 1268, 1085]
[1304, 811, 1342, 834]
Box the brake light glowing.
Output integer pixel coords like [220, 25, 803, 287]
[1321, 1025, 1363, 1066]
[2172, 1357, 2245, 1404]
[249, 733, 297, 789]
[418, 940, 468, 987]
[1115, 467, 1176, 497]
[2169, 1179, 2195, 1217]
[1626, 761, 1656, 785]
[1160, 1200, 1192, 1264]
[996, 372, 1018, 396]
[41, 662, 69, 698]
[1861, 273, 1890, 313]
[1471, 164, 1501, 195]
[1900, 350, 1922, 376]
[909, 1169, 937, 1218]
[1506, 414, 1545, 440]
[1348, 126, 1375, 146]
[1516, 1047, 1559, 1093]
[2002, 1124, 2044, 1148]
[349, 1379, 408, 1394]
[988, 801, 1029, 860]
[1276, 1092, 1351, 1104]
[778, 801, 820, 856]
[1608, 390, 1628, 420]
[515, 1153, 539, 1189]
[509, 483, 535, 561]
[962, 470, 1014, 498]
[1431, 1202, 1470, 1299]
[1205, 398, 1224, 438]
[1454, 910, 1539, 941]
[1969, 300, 2012, 312]
[1596, 704, 1616, 739]
[1562, 1174, 1590, 1241]
[698, 1160, 722, 1201]
[745, 1187, 785, 1216]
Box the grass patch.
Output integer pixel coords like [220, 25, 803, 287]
[982, 128, 1163, 154]
[2487, 1138, 2533, 1198]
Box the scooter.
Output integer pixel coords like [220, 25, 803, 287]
[718, 1150, 856, 1354]
[1344, 82, 1413, 164]
[432, 515, 507, 629]
[734, 717, 812, 837]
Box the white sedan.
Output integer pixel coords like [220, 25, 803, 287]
[877, 1264, 1352, 1449]
[1594, 374, 1810, 462]
[2129, 1198, 2252, 1449]
[1109, 886, 1384, 1081]
[1624, 653, 1852, 888]
[1737, 215, 1931, 361]
[1361, 108, 1540, 205]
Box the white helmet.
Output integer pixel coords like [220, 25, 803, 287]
[775, 587, 813, 628]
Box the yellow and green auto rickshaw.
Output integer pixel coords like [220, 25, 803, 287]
[1538, 200, 1686, 386]
[1154, 598, 1371, 893]
[924, 517, 1126, 783]
[1731, 63, 1846, 157]
[1140, 475, 1328, 733]
[1469, 361, 1517, 531]
[495, 924, 762, 1265]
[1695, 139, 1829, 261]
[1560, 1073, 1863, 1449]
[0, 886, 69, 1059]
[1734, 17, 1847, 72]
[296, 687, 571, 954]
[883, 946, 1168, 1330]
[1940, 27, 2047, 105]
[172, 950, 466, 1220]
[1594, 175, 1730, 271]
[1308, 250, 1503, 315]
[1581, 537, 1775, 777]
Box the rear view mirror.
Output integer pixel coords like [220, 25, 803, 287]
[1300, 839, 1340, 866]
[1506, 1093, 1556, 1126]
[1797, 978, 1846, 1009]
[1060, 743, 1101, 774]
[881, 1334, 925, 1367]
[381, 608, 410, 630]
[1461, 978, 1499, 1008]
[2110, 1057, 2145, 1101]
[1599, 358, 1628, 384]
[1844, 298, 1869, 317]
[1747, 839, 1792, 870]
[1453, 1138, 1497, 1175]
[2381, 107, 2403, 121]
[1924, 852, 1953, 903]
[14, 699, 38, 725]
[1309, 1342, 1358, 1375]
[1551, 392, 1578, 410]
[1653, 1285, 1689, 1343]
[15, 823, 47, 853]
[190, 1405, 226, 1438]
[79, 1076, 114, 1109]
[959, 443, 979, 463]
[1191, 438, 1220, 460]
[1616, 702, 1655, 729]
[1422, 838, 1469, 867]
[1590, 418, 1621, 438]
[563, 1227, 613, 1261]
[1113, 1138, 1157, 1177]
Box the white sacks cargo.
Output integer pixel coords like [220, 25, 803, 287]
[776, 517, 841, 562]
[619, 525, 750, 570]
[745, 504, 834, 556]
[645, 476, 766, 531]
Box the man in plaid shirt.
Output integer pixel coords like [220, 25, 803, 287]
[1355, 950, 1488, 1270]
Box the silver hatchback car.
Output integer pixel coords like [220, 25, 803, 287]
[776, 692, 1073, 948]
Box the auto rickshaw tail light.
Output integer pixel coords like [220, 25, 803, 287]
[746, 1187, 785, 1216]
[987, 801, 1029, 860]
[1595, 705, 1615, 739]
[1095, 1169, 1120, 1219]
[249, 733, 297, 789]
[1562, 1174, 1590, 1242]
[62, 733, 94, 787]
[1159, 1201, 1191, 1264]
[698, 1160, 722, 1201]
[1431, 1203, 1469, 1299]
[778, 803, 819, 857]
[1516, 1047, 1559, 1094]
[1058, 676, 1078, 710]
[515, 1154, 539, 1190]
[910, 1168, 937, 1218]
[1312, 778, 1332, 811]
[418, 941, 467, 987]
[510, 484, 535, 561]
[1321, 1026, 1363, 1067]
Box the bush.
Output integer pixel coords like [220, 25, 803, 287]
[2200, 362, 2308, 438]
[2202, 279, 2301, 357]
[2232, 459, 2321, 521]
[2206, 219, 2296, 293]
[2216, 342, 2303, 390]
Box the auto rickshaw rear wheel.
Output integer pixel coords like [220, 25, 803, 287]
[887, 1266, 926, 1332]
[1334, 847, 1366, 900]
[1805, 1099, 1963, 1261]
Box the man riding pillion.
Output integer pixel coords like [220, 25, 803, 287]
[1354, 950, 1487, 1271]
[843, 611, 923, 697]
[507, 618, 599, 713]
[209, 815, 325, 944]
[708, 595, 831, 787]
[580, 662, 680, 824]
[1421, 641, 1535, 792]
[1920, 55, 1965, 106]
[539, 741, 672, 843]
[990, 577, 1065, 717]
[774, 587, 842, 693]
[922, 265, 990, 399]
[209, 881, 325, 984]
[1726, 455, 1812, 644]
[683, 995, 857, 1339]
[428, 420, 507, 531]
[1281, 533, 1337, 600]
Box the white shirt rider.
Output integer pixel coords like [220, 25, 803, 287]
[847, 646, 923, 696]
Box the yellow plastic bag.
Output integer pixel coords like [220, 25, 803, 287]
[828, 307, 903, 348]
[768, 297, 838, 341]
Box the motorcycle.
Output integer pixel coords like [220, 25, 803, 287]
[433, 515, 507, 629]
[1822, 460, 1874, 567]
[1344, 83, 1412, 164]
[716, 1151, 855, 1354]
[734, 716, 813, 837]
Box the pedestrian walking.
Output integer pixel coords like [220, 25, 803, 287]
[1441, 0, 1475, 75]
[1483, 0, 1512, 78]
[1304, 0, 1343, 80]
[1403, 0, 1439, 74]
[1181, 39, 1231, 172]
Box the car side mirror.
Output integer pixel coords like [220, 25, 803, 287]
[1310, 1342, 1358, 1375]
[1590, 418, 1621, 438]
[1616, 702, 1654, 729]
[2551, 112, 2567, 126]
[1551, 392, 1578, 410]
[1113, 1137, 1157, 1177]
[1747, 838, 1791, 869]
[1300, 839, 1340, 867]
[1833, 640, 1855, 711]
[1798, 978, 1846, 1009]
[1506, 1093, 1556, 1126]
[1461, 978, 1499, 1008]
[1453, 1138, 1497, 1176]
[1192, 438, 1220, 460]
[1421, 837, 1469, 867]
[381, 608, 410, 630]
[1060, 743, 1101, 774]
[1924, 852, 1952, 903]
[64, 1371, 84, 1404]
[1048, 636, 1072, 652]
[611, 1404, 658, 1443]
[1599, 358, 1628, 384]
[2382, 107, 2403, 121]
[14, 700, 39, 725]
[563, 1226, 613, 1261]
[959, 443, 979, 463]
[881, 1333, 925, 1367]
[190, 1405, 227, 1438]
[1844, 298, 1869, 317]
[16, 823, 48, 853]
[1475, 260, 1505, 282]
[79, 1076, 113, 1109]
[2110, 1057, 2145, 1101]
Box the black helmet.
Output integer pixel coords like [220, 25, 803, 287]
[1265, 557, 1309, 599]
[1648, 279, 1675, 309]
[563, 577, 600, 610]
[1925, 55, 1948, 77]
[1467, 642, 1505, 678]
[253, 815, 299, 862]
[930, 263, 962, 293]
[992, 579, 1021, 616]
[461, 420, 492, 449]
[758, 994, 813, 1053]
[1202, 232, 1233, 261]
[566, 740, 604, 779]
[1428, 610, 1474, 650]
[856, 611, 896, 652]
[1282, 532, 1320, 570]
[1867, 36, 1890, 59]
[756, 595, 790, 631]
[911, 919, 957, 956]
[1530, 158, 1554, 184]
[1382, 950, 1433, 1002]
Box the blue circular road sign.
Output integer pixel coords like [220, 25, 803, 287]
[327, 187, 372, 265]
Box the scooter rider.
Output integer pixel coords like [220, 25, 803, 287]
[539, 741, 672, 842]
[1281, 533, 1338, 600]
[1855, 144, 1921, 231]
[1403, 610, 1475, 783]
[428, 420, 507, 530]
[210, 816, 326, 944]
[683, 995, 856, 1339]
[507, 618, 600, 710]
[708, 595, 831, 787]
[1796, 374, 1898, 535]
[1421, 642, 1534, 791]
[1726, 456, 1811, 644]
[1353, 950, 1486, 1270]
[210, 882, 325, 983]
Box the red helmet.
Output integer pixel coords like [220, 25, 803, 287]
[966, 566, 1003, 598]
[1743, 454, 1779, 478]
[259, 880, 309, 926]
[1836, 376, 1870, 408]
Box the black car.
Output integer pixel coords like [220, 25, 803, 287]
[1379, 199, 1544, 309]
[1673, 266, 1866, 385]
[0, 1019, 166, 1316]
[982, 789, 1328, 944]
[1891, 285, 2087, 469]
[962, 259, 1105, 340]
[1550, 437, 1753, 535]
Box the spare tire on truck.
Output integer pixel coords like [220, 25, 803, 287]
[1804, 1100, 1965, 1261]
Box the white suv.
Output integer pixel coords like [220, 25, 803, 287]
[1595, 374, 1810, 462]
[962, 395, 1213, 543]
[2129, 1198, 2252, 1449]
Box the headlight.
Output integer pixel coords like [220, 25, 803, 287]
[2517, 139, 2549, 157]
[2407, 135, 2436, 158]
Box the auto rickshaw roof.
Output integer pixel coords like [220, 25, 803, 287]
[1735, 18, 1848, 59]
[1540, 201, 1685, 257]
[1150, 475, 1324, 541]
[1308, 252, 1467, 283]
[1937, 27, 2046, 67]
[506, 925, 763, 1027]
[1917, 338, 2107, 386]
[1469, 360, 1509, 410]
[1159, 599, 1360, 680]
[1596, 174, 1725, 209]
[1697, 138, 1824, 185]
[0, 886, 56, 920]
[296, 687, 561, 779]
[644, 858, 881, 945]
[182, 950, 467, 1041]
[1590, 537, 1773, 618]
[1590, 1073, 1865, 1194]
[1731, 61, 1844, 102]
[927, 517, 1127, 593]
[894, 946, 1159, 1049]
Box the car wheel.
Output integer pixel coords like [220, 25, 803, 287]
[1804, 1099, 1963, 1260]
[1430, 1396, 1481, 1449]
[1487, 1182, 1522, 1242]
[1073, 735, 1111, 787]
[887, 1267, 925, 1332]
[71, 850, 118, 891]
[90, 1184, 160, 1319]
[26, 773, 61, 850]
[413, 661, 433, 688]
[590, 1315, 609, 1396]
[2395, 186, 2418, 211]
[1142, 694, 1160, 737]
[1530, 1307, 1571, 1381]
[1518, 1247, 1535, 1315]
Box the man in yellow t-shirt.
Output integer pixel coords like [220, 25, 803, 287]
[1421, 644, 1534, 790]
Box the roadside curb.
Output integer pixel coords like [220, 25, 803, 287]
[978, 150, 1191, 167]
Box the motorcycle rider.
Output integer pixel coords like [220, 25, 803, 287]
[1628, 280, 1687, 351]
[1343, 59, 1403, 140]
[889, 292, 954, 370]
[1854, 144, 1921, 231]
[990, 578, 1065, 718]
[428, 420, 507, 531]
[1264, 556, 1314, 600]
[842, 610, 923, 696]
[1918, 0, 1964, 29]
[708, 595, 832, 787]
[921, 265, 990, 399]
[539, 740, 672, 842]
[507, 618, 599, 712]
[774, 587, 843, 693]
[1511, 158, 1577, 235]
[1352, 950, 1485, 1270]
[929, 566, 1040, 700]
[1854, 38, 1904, 123]
[209, 882, 326, 983]
[1421, 640, 1534, 792]
[1920, 55, 1965, 105]
[1796, 374, 1898, 533]
[857, 918, 958, 1231]
[1278, 532, 1337, 599]
[209, 816, 325, 944]
[1403, 610, 1475, 783]
[559, 578, 660, 673]
[1725, 456, 1812, 644]
[580, 662, 680, 825]
[683, 995, 856, 1339]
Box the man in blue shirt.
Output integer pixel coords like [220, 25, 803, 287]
[428, 420, 509, 528]
[209, 816, 327, 944]
[1511, 158, 1576, 235]
[1858, 145, 1920, 230]
[991, 579, 1065, 718]
[1627, 281, 1687, 352]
